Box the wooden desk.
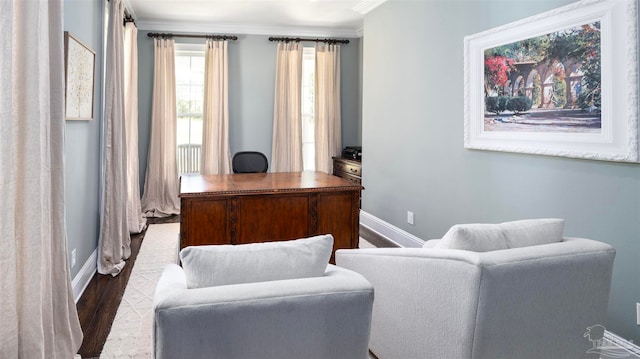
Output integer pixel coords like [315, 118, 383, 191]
[179, 172, 364, 261]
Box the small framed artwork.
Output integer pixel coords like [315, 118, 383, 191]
[64, 31, 95, 120]
[464, 0, 639, 162]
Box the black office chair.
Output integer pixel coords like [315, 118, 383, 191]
[232, 151, 269, 173]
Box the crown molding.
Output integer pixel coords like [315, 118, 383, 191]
[352, 0, 388, 15]
[136, 20, 363, 38]
[122, 0, 137, 18]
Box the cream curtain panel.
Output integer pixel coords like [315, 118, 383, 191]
[0, 0, 83, 357]
[201, 40, 232, 175]
[141, 38, 180, 217]
[124, 22, 146, 233]
[99, 0, 131, 276]
[314, 44, 342, 174]
[271, 42, 303, 172]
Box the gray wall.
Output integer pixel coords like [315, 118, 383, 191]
[362, 0, 640, 342]
[341, 38, 363, 147]
[137, 33, 362, 190]
[64, 0, 103, 279]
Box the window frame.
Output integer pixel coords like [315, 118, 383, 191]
[175, 43, 206, 175]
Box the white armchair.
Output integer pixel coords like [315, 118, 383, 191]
[153, 235, 374, 359]
[336, 220, 615, 359]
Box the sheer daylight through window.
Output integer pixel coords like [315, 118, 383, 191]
[302, 46, 315, 171]
[175, 45, 205, 174]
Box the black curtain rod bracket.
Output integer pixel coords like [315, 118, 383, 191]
[147, 32, 238, 41]
[123, 13, 135, 26]
[268, 36, 349, 44]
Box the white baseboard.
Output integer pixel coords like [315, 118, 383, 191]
[360, 210, 424, 248]
[603, 330, 640, 357]
[72, 248, 97, 303]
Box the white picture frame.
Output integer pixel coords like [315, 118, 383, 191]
[64, 31, 95, 121]
[464, 0, 639, 162]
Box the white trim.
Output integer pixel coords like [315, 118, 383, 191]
[352, 0, 388, 14]
[174, 43, 205, 53]
[360, 210, 424, 248]
[72, 248, 97, 303]
[122, 0, 136, 19]
[136, 21, 361, 38]
[603, 330, 640, 357]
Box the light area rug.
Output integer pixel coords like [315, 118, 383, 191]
[100, 222, 375, 358]
[100, 223, 179, 359]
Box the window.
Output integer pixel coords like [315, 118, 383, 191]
[301, 47, 315, 171]
[175, 44, 205, 174]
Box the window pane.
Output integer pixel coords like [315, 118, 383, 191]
[177, 116, 190, 146]
[190, 117, 203, 145]
[191, 84, 204, 114]
[176, 85, 190, 114]
[302, 143, 315, 171]
[302, 114, 314, 143]
[191, 56, 205, 85]
[175, 56, 190, 85]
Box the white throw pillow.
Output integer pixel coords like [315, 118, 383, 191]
[501, 218, 564, 248]
[422, 239, 441, 248]
[435, 223, 508, 252]
[180, 234, 334, 289]
[435, 218, 564, 252]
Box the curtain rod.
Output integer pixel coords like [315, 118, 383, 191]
[268, 36, 349, 44]
[147, 32, 238, 41]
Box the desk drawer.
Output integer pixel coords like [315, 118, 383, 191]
[333, 161, 362, 177]
[334, 171, 361, 185]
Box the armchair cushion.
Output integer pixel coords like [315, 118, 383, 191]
[180, 234, 333, 288]
[436, 223, 507, 252]
[435, 218, 564, 252]
[501, 218, 565, 248]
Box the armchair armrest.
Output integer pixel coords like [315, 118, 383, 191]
[335, 248, 484, 359]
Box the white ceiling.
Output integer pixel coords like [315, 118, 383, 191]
[125, 0, 388, 38]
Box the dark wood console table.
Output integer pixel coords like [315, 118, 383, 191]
[332, 157, 362, 184]
[179, 172, 364, 262]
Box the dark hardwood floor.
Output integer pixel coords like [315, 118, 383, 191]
[76, 215, 180, 359]
[75, 218, 388, 358]
[359, 225, 400, 248]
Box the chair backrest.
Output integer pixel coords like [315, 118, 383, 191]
[232, 151, 268, 173]
[471, 237, 615, 359]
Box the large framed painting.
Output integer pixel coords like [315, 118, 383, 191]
[464, 0, 639, 162]
[64, 31, 95, 120]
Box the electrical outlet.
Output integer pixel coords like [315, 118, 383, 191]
[637, 303, 640, 326]
[71, 249, 77, 268]
[407, 211, 415, 225]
